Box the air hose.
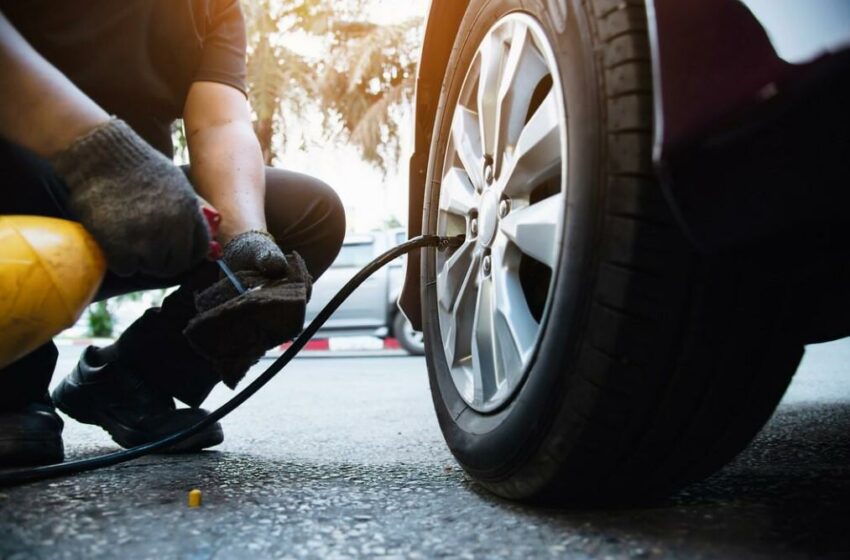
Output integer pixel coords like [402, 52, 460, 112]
[0, 234, 463, 487]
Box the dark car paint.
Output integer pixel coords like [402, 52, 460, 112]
[649, 0, 850, 158]
[648, 0, 850, 251]
[400, 0, 850, 328]
[400, 0, 469, 329]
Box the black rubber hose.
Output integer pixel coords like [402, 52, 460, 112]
[0, 234, 462, 487]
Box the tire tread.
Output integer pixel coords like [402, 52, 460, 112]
[491, 0, 799, 501]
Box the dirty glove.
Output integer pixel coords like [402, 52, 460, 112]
[183, 251, 312, 388]
[221, 230, 289, 277]
[50, 118, 210, 278]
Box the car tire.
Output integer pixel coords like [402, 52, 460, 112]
[421, 0, 803, 503]
[393, 312, 425, 356]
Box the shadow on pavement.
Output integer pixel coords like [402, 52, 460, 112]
[468, 401, 850, 559]
[1, 402, 848, 558]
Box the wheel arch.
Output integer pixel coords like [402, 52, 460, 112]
[400, 0, 471, 331]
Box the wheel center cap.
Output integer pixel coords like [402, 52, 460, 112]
[478, 188, 499, 247]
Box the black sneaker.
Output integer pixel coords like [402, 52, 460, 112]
[52, 346, 223, 452]
[0, 400, 64, 467]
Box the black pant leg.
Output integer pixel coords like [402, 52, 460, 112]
[0, 343, 59, 410]
[0, 139, 72, 218]
[2, 137, 345, 409]
[118, 167, 345, 406]
[262, 167, 346, 279]
[0, 139, 182, 408]
[114, 264, 220, 407]
[0, 140, 72, 411]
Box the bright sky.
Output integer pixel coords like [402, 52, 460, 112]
[280, 0, 430, 233]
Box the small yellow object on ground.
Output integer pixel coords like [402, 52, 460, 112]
[0, 216, 105, 369]
[188, 489, 202, 508]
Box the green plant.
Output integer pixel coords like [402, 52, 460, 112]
[87, 301, 114, 338]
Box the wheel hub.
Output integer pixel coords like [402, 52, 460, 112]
[477, 187, 500, 247]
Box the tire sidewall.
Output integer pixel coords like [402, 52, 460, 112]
[422, 0, 604, 482]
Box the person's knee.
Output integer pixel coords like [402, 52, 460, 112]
[264, 169, 346, 279]
[319, 183, 346, 249]
[309, 180, 346, 277]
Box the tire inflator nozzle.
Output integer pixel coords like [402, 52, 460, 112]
[200, 204, 247, 295]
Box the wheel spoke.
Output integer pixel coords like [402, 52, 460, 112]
[438, 241, 475, 311]
[495, 24, 549, 177]
[439, 167, 477, 217]
[499, 192, 564, 268]
[436, 13, 566, 413]
[471, 274, 498, 405]
[490, 241, 538, 383]
[451, 106, 484, 188]
[500, 90, 561, 199]
[477, 31, 507, 159]
[443, 253, 479, 368]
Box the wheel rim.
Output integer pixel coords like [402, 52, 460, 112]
[435, 13, 567, 413]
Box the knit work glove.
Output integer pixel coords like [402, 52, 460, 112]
[221, 230, 289, 277]
[50, 118, 210, 278]
[184, 252, 312, 388]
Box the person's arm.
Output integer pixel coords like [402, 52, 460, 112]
[182, 80, 266, 245]
[0, 12, 210, 277]
[0, 11, 108, 157]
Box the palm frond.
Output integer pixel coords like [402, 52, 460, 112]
[349, 81, 410, 167]
[241, 0, 422, 172]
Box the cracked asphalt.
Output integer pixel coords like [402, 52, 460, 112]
[1, 339, 849, 559]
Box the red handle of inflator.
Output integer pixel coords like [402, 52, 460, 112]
[200, 204, 223, 260]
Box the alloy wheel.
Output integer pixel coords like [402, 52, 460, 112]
[435, 13, 567, 412]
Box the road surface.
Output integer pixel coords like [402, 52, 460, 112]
[1, 340, 849, 559]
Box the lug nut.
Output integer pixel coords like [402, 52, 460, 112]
[483, 255, 491, 275]
[499, 199, 510, 218]
[482, 155, 494, 187]
[470, 219, 479, 237]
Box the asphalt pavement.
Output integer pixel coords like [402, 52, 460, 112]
[1, 339, 850, 559]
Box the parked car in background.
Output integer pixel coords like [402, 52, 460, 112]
[305, 229, 424, 355]
[399, 0, 850, 505]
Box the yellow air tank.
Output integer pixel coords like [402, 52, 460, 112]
[0, 216, 105, 369]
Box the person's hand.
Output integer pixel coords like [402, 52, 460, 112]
[221, 230, 289, 277]
[50, 118, 210, 277]
[184, 251, 312, 388]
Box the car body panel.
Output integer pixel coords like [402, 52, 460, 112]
[400, 0, 850, 327]
[648, 0, 850, 161]
[400, 0, 470, 330]
[648, 0, 850, 250]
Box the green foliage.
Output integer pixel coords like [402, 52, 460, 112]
[87, 301, 114, 338]
[383, 214, 403, 229]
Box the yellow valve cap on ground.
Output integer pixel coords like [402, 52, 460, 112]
[0, 216, 105, 369]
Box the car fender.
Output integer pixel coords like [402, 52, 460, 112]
[400, 0, 470, 330]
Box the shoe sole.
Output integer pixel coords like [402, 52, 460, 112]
[52, 378, 223, 453]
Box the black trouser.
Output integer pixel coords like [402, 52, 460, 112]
[0, 139, 345, 410]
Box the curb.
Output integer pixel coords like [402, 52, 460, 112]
[56, 336, 405, 355]
[269, 336, 403, 356]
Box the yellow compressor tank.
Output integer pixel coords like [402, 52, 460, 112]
[0, 216, 105, 369]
